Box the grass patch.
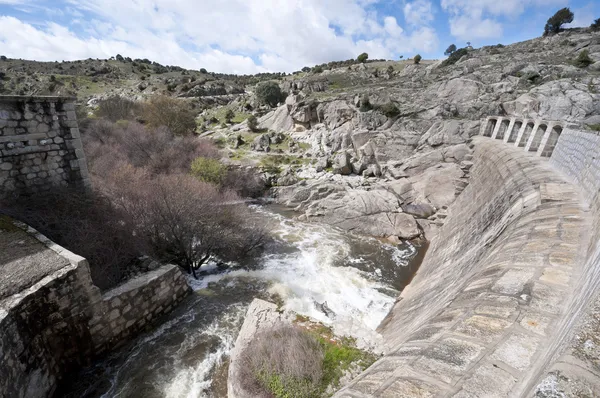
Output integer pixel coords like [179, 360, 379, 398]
[587, 124, 600, 132]
[203, 106, 251, 125]
[0, 215, 20, 232]
[259, 154, 308, 174]
[293, 317, 380, 394]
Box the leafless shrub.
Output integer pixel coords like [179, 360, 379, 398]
[1, 188, 144, 290]
[223, 167, 266, 198]
[140, 95, 197, 136]
[104, 172, 267, 277]
[95, 95, 140, 122]
[239, 325, 324, 397]
[82, 120, 218, 176]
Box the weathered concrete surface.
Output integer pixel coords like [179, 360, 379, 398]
[334, 137, 593, 397]
[531, 128, 600, 397]
[0, 216, 69, 300]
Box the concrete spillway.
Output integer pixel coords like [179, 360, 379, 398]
[336, 128, 600, 397]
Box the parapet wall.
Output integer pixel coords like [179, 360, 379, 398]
[335, 134, 597, 397]
[0, 221, 191, 398]
[0, 96, 90, 200]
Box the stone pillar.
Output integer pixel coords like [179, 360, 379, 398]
[491, 117, 503, 139]
[524, 121, 541, 151]
[536, 123, 555, 157]
[513, 119, 528, 147]
[503, 118, 517, 144]
[479, 118, 489, 136]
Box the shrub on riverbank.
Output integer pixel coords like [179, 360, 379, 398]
[238, 322, 379, 397]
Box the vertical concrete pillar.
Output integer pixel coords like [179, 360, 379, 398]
[536, 123, 554, 157]
[491, 117, 503, 139]
[524, 121, 541, 151]
[503, 118, 517, 143]
[513, 119, 528, 147]
[479, 118, 489, 136]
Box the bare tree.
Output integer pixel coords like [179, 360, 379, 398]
[2, 187, 144, 290]
[107, 172, 267, 277]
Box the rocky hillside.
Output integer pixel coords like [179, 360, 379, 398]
[220, 27, 600, 241]
[2, 28, 599, 242]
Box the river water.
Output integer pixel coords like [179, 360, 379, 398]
[60, 206, 424, 398]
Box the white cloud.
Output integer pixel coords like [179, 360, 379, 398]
[0, 0, 440, 73]
[441, 0, 566, 41]
[448, 15, 503, 40]
[566, 3, 597, 28]
[404, 0, 435, 26]
[384, 16, 404, 37]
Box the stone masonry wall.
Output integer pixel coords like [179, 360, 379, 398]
[0, 246, 98, 398]
[334, 137, 590, 397]
[0, 221, 191, 398]
[89, 264, 190, 356]
[0, 96, 89, 200]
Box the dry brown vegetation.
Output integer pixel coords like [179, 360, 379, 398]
[2, 96, 267, 289]
[2, 188, 144, 290]
[239, 325, 324, 398]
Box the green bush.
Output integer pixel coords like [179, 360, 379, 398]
[359, 93, 372, 112]
[312, 66, 324, 74]
[357, 52, 369, 63]
[592, 18, 600, 31]
[379, 102, 400, 118]
[442, 47, 469, 67]
[255, 81, 285, 108]
[191, 157, 228, 185]
[414, 54, 422, 64]
[544, 7, 574, 35]
[444, 44, 457, 56]
[225, 109, 235, 123]
[574, 50, 595, 68]
[247, 115, 258, 132]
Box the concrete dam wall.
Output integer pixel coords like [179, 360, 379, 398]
[336, 127, 600, 397]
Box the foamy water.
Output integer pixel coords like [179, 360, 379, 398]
[63, 206, 419, 398]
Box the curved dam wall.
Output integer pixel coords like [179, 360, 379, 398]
[335, 130, 599, 397]
[0, 221, 191, 398]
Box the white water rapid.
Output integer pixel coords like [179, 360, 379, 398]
[62, 206, 421, 398]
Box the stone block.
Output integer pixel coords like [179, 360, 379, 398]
[491, 268, 536, 295]
[380, 378, 439, 398]
[413, 338, 485, 384]
[491, 333, 540, 371]
[454, 363, 517, 398]
[454, 315, 512, 343]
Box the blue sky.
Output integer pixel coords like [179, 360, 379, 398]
[0, 0, 596, 74]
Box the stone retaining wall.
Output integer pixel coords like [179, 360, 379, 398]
[0, 96, 89, 200]
[0, 221, 191, 398]
[89, 264, 190, 356]
[334, 137, 591, 397]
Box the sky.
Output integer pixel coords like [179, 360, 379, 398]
[0, 0, 596, 74]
